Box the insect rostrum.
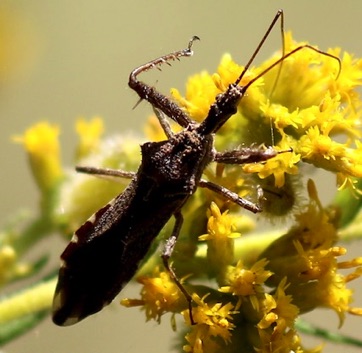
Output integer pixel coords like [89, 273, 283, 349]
[52, 14, 297, 326]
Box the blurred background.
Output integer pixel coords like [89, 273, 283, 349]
[1, 1, 361, 352]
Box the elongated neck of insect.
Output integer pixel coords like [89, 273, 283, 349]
[197, 84, 244, 135]
[197, 104, 239, 135]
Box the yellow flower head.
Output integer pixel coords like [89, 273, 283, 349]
[75, 116, 104, 160]
[199, 203, 240, 277]
[243, 142, 301, 187]
[219, 259, 272, 310]
[200, 202, 241, 241]
[183, 294, 235, 353]
[258, 278, 299, 332]
[260, 181, 339, 289]
[257, 180, 362, 326]
[13, 122, 63, 192]
[288, 244, 362, 327]
[256, 278, 301, 353]
[121, 31, 362, 352]
[172, 31, 362, 200]
[0, 243, 30, 286]
[121, 267, 188, 322]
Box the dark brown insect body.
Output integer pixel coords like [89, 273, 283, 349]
[53, 127, 214, 325]
[52, 74, 271, 325]
[52, 10, 340, 326]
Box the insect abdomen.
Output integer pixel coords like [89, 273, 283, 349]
[52, 174, 189, 326]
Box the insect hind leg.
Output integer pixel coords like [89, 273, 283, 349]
[161, 211, 196, 325]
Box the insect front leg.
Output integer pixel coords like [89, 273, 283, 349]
[129, 36, 199, 129]
[75, 166, 135, 179]
[152, 107, 174, 139]
[161, 211, 195, 325]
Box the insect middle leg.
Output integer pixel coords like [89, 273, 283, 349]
[199, 145, 289, 212]
[199, 179, 262, 213]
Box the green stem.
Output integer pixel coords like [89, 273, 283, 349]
[12, 217, 55, 256]
[0, 310, 48, 346]
[338, 213, 362, 241]
[332, 178, 362, 228]
[0, 277, 56, 325]
[296, 318, 362, 347]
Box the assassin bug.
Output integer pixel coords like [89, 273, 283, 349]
[52, 10, 341, 326]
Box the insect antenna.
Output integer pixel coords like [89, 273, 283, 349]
[232, 9, 285, 146]
[197, 22, 341, 136]
[240, 44, 341, 98]
[234, 9, 284, 87]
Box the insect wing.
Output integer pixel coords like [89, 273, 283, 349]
[52, 187, 138, 326]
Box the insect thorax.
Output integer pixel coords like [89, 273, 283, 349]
[140, 129, 214, 193]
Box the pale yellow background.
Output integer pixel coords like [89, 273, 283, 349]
[1, 1, 361, 352]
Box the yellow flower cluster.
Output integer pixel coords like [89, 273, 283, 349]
[183, 294, 236, 353]
[172, 32, 362, 195]
[11, 31, 362, 353]
[123, 33, 362, 352]
[75, 116, 104, 160]
[121, 267, 188, 323]
[13, 122, 63, 192]
[0, 243, 30, 286]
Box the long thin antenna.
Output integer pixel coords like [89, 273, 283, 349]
[241, 44, 341, 94]
[234, 9, 284, 86]
[268, 10, 285, 146]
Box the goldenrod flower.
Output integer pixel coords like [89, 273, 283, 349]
[172, 32, 362, 197]
[182, 294, 235, 353]
[13, 122, 63, 192]
[121, 267, 188, 322]
[256, 279, 301, 352]
[219, 259, 272, 310]
[243, 142, 300, 187]
[171, 71, 220, 123]
[199, 203, 240, 278]
[124, 33, 362, 351]
[258, 278, 299, 332]
[0, 243, 30, 286]
[3, 28, 362, 352]
[75, 116, 104, 160]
